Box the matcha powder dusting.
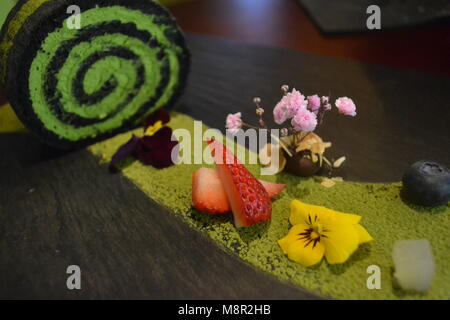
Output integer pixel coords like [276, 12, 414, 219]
[89, 113, 450, 300]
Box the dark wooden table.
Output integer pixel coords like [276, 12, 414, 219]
[168, 0, 450, 75]
[0, 33, 449, 299]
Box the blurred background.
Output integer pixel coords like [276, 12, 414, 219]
[1, 0, 449, 77]
[165, 0, 450, 75]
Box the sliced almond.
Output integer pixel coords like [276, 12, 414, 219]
[333, 156, 346, 168]
[321, 178, 336, 188]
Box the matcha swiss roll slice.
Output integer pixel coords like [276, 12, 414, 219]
[0, 0, 190, 148]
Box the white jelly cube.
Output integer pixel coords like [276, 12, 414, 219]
[392, 239, 435, 292]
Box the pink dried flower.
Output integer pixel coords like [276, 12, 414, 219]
[273, 97, 290, 125]
[273, 88, 307, 124]
[291, 108, 317, 132]
[288, 89, 307, 111]
[307, 94, 321, 113]
[226, 112, 242, 134]
[335, 97, 357, 116]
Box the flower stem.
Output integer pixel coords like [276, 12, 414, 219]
[242, 122, 293, 157]
[241, 122, 259, 130]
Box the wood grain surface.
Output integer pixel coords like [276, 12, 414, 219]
[0, 34, 449, 299]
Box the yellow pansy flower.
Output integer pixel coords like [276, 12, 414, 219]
[278, 200, 373, 267]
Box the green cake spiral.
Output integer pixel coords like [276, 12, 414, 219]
[0, 0, 190, 148]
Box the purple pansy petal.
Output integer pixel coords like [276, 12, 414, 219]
[136, 139, 155, 165]
[109, 135, 140, 173]
[109, 108, 178, 171]
[139, 127, 173, 149]
[136, 132, 179, 169]
[150, 140, 179, 169]
[144, 109, 171, 127]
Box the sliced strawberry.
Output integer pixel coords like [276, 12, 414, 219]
[258, 180, 286, 198]
[192, 167, 229, 214]
[192, 168, 284, 214]
[208, 140, 272, 227]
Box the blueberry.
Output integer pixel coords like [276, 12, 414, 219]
[402, 160, 450, 207]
